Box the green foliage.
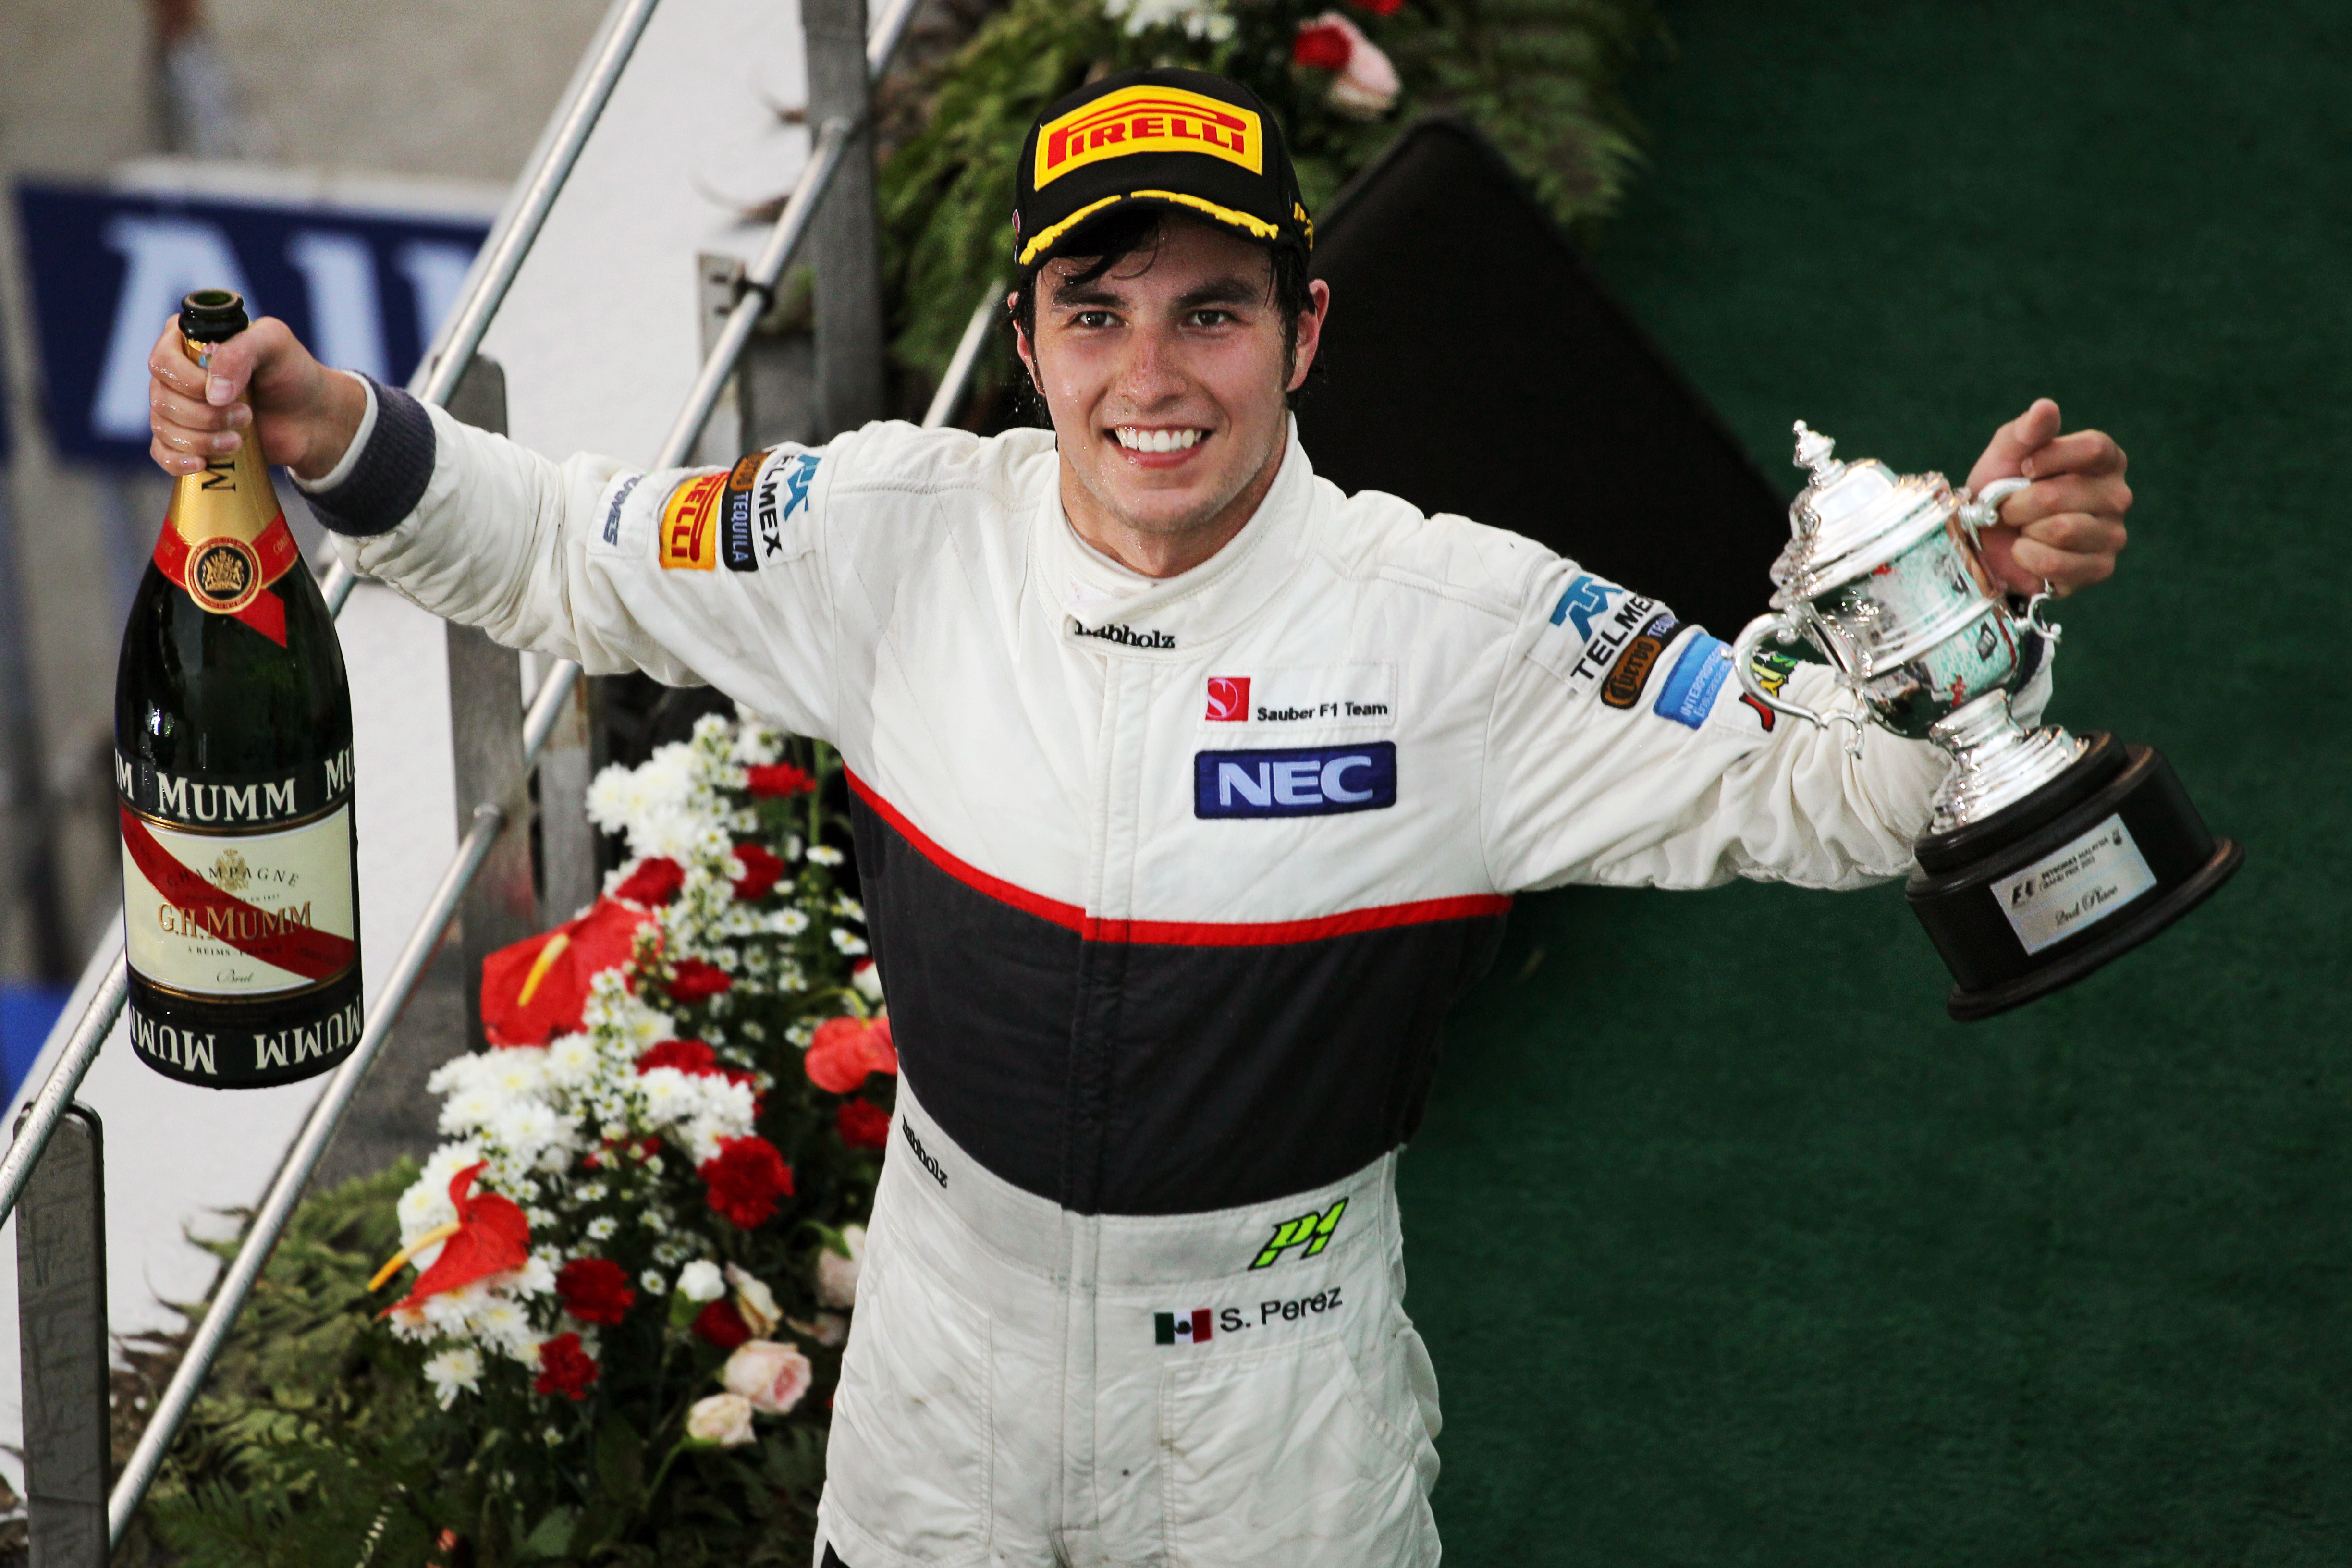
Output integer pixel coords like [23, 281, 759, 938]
[879, 0, 1665, 394]
[124, 1162, 446, 1568]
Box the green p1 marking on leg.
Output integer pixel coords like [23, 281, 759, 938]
[1250, 1198, 1346, 1269]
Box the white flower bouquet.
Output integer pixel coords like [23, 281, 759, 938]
[366, 710, 893, 1562]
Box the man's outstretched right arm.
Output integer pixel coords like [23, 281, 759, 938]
[148, 317, 850, 742]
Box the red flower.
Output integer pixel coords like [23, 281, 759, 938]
[745, 763, 815, 798]
[837, 1099, 891, 1149]
[478, 896, 651, 1046]
[535, 1332, 600, 1400]
[666, 958, 733, 1003]
[1293, 20, 1352, 69]
[555, 1257, 637, 1325]
[376, 1162, 530, 1314]
[698, 1135, 795, 1228]
[612, 856, 686, 907]
[1348, 0, 1403, 15]
[692, 1298, 751, 1349]
[637, 1038, 720, 1076]
[805, 1014, 897, 1094]
[730, 843, 785, 902]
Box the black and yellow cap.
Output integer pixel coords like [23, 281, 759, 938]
[1012, 67, 1313, 273]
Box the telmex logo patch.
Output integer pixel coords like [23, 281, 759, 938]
[658, 473, 726, 571]
[1195, 743, 1396, 819]
[1035, 86, 1263, 188]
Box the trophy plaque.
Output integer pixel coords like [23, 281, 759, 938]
[1731, 423, 2242, 1021]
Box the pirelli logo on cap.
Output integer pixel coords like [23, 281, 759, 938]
[658, 472, 726, 571]
[1035, 86, 1262, 188]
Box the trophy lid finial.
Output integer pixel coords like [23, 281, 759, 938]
[1792, 421, 1842, 482]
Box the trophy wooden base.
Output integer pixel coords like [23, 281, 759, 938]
[1905, 732, 2242, 1022]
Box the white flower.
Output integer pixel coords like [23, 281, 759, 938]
[833, 895, 865, 922]
[490, 1099, 576, 1169]
[545, 1032, 602, 1087]
[852, 960, 884, 1003]
[1103, 0, 1233, 39]
[587, 1215, 618, 1241]
[397, 1142, 484, 1244]
[543, 1427, 565, 1446]
[678, 1260, 727, 1302]
[422, 1347, 483, 1409]
[830, 928, 869, 956]
[475, 1296, 539, 1360]
[726, 1263, 783, 1336]
[685, 1393, 757, 1447]
[722, 1340, 814, 1415]
[640, 1269, 666, 1295]
[769, 908, 810, 937]
[807, 845, 844, 867]
[527, 1207, 556, 1228]
[513, 1254, 557, 1296]
[816, 1225, 865, 1310]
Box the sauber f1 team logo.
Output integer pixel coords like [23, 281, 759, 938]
[1034, 86, 1263, 188]
[1205, 676, 1251, 722]
[658, 472, 726, 571]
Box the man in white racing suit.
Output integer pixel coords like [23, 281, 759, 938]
[146, 66, 2130, 1568]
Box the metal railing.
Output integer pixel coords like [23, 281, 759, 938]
[0, 0, 995, 1542]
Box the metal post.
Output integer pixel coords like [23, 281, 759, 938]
[694, 253, 755, 467]
[804, 0, 887, 436]
[922, 279, 1006, 430]
[532, 667, 601, 927]
[440, 360, 539, 1050]
[16, 1104, 107, 1568]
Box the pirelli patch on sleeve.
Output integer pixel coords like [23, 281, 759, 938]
[657, 472, 727, 571]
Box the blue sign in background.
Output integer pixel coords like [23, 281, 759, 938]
[16, 181, 490, 464]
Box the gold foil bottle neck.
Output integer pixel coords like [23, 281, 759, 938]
[167, 329, 278, 546]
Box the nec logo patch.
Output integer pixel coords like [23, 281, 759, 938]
[1205, 676, 1250, 721]
[1195, 743, 1395, 818]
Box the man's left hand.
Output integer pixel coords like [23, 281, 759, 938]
[1963, 398, 2131, 597]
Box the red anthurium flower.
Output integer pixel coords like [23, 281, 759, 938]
[667, 958, 733, 1004]
[745, 763, 815, 798]
[555, 1257, 637, 1325]
[535, 1332, 600, 1400]
[1293, 20, 1352, 69]
[805, 1014, 897, 1093]
[692, 1298, 752, 1349]
[612, 856, 686, 906]
[637, 1038, 720, 1076]
[699, 1135, 794, 1228]
[730, 843, 785, 902]
[373, 1162, 530, 1313]
[837, 1099, 891, 1149]
[478, 896, 651, 1046]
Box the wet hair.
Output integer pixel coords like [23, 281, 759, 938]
[1009, 205, 1316, 408]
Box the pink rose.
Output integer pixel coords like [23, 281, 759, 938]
[685, 1392, 757, 1446]
[816, 1224, 865, 1310]
[721, 1339, 814, 1416]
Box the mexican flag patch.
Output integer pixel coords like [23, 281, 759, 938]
[1154, 1309, 1213, 1346]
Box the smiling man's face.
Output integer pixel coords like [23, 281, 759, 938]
[1016, 215, 1329, 578]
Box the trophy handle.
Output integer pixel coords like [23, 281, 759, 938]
[1956, 475, 2031, 539]
[1730, 612, 1837, 732]
[1963, 476, 2068, 646]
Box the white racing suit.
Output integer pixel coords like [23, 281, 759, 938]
[309, 384, 2050, 1568]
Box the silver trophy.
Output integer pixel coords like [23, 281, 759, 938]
[1732, 422, 2241, 1021]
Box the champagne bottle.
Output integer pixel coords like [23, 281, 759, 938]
[114, 289, 363, 1088]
